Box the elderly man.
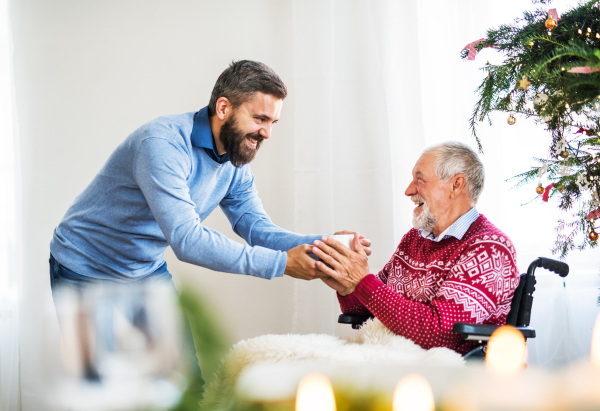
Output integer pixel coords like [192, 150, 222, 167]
[313, 142, 519, 354]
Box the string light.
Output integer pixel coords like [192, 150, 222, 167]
[548, 31, 552, 36]
[566, 103, 570, 109]
[562, 67, 566, 71]
[588, 27, 592, 32]
[597, 33, 600, 38]
[578, 28, 583, 34]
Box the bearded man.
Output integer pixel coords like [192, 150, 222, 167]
[313, 142, 519, 354]
[49, 60, 370, 395]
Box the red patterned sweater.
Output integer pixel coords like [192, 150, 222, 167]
[338, 214, 519, 354]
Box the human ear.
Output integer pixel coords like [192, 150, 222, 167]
[451, 175, 466, 198]
[215, 97, 230, 121]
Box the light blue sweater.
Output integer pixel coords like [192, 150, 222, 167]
[50, 109, 320, 281]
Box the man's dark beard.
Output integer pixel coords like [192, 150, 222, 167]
[218, 114, 264, 168]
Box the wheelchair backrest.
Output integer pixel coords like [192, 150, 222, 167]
[506, 274, 524, 326]
[505, 273, 532, 327]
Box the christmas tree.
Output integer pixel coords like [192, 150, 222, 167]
[462, 0, 600, 258]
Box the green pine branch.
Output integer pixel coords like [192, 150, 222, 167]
[461, 0, 600, 261]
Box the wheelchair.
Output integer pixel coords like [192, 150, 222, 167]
[338, 257, 569, 361]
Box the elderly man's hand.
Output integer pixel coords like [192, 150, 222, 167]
[284, 244, 327, 280]
[312, 234, 370, 296]
[334, 230, 372, 256]
[319, 277, 354, 296]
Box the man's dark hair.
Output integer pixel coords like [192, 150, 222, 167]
[208, 60, 287, 116]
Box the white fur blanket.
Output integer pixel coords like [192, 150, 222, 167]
[199, 319, 463, 410]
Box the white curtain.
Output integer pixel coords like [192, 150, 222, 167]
[0, 0, 20, 409]
[8, 2, 600, 408]
[289, 0, 396, 335]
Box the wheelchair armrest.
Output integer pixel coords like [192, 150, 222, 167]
[452, 323, 536, 341]
[338, 314, 374, 329]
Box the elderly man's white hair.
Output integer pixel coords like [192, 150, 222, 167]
[422, 141, 485, 205]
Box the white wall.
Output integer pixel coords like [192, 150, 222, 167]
[9, 0, 599, 409]
[0, 1, 21, 410]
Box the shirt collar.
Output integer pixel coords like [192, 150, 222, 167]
[419, 207, 480, 242]
[191, 106, 230, 164]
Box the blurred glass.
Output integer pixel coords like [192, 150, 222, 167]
[51, 282, 187, 411]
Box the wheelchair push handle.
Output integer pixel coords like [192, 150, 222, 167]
[532, 257, 569, 277]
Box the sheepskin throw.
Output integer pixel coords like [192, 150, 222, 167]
[200, 318, 464, 410]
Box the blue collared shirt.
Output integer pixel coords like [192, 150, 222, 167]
[191, 107, 230, 164]
[419, 207, 480, 242]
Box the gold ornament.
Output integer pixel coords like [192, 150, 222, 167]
[560, 150, 570, 159]
[536, 184, 545, 195]
[545, 13, 557, 30]
[518, 77, 531, 90]
[507, 114, 516, 125]
[590, 229, 599, 241]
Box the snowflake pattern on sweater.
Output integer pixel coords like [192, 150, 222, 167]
[337, 214, 519, 354]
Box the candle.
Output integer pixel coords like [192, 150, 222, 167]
[393, 374, 434, 411]
[442, 326, 557, 410]
[591, 312, 600, 367]
[485, 325, 526, 375]
[295, 373, 336, 411]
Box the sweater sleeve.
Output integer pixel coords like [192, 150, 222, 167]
[352, 240, 519, 350]
[133, 138, 287, 279]
[220, 167, 322, 251]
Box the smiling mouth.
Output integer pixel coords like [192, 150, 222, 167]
[413, 201, 424, 208]
[246, 136, 258, 148]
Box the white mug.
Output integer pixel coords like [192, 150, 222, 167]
[328, 234, 356, 251]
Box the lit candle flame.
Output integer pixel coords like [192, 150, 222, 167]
[295, 373, 336, 411]
[486, 325, 526, 375]
[591, 313, 600, 368]
[392, 374, 435, 411]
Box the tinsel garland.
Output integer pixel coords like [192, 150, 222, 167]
[461, 0, 600, 259]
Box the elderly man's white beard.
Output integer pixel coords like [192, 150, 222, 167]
[411, 195, 438, 231]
